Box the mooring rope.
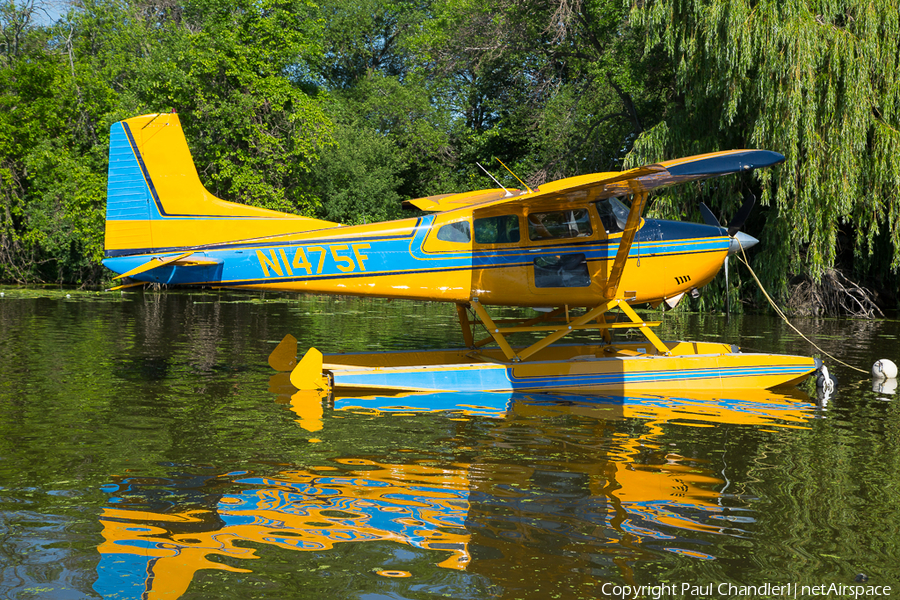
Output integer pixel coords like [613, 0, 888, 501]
[735, 243, 869, 375]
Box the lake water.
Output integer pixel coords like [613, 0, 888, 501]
[0, 287, 898, 599]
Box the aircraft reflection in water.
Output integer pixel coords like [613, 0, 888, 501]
[94, 461, 471, 599]
[94, 387, 817, 599]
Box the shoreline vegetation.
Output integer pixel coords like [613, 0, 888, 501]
[2, 0, 898, 315]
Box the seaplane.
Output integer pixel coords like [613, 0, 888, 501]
[102, 113, 821, 394]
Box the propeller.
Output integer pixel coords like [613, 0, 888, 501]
[700, 191, 758, 244]
[699, 190, 760, 313]
[726, 191, 755, 236]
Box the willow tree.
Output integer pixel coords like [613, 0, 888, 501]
[630, 0, 900, 306]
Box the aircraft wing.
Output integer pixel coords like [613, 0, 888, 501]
[404, 189, 526, 211]
[487, 149, 784, 212]
[406, 150, 783, 213]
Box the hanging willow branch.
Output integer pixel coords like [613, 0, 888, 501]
[629, 0, 900, 301]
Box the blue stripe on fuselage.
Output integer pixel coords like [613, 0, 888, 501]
[103, 218, 730, 285]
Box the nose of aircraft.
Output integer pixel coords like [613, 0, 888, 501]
[727, 231, 758, 256]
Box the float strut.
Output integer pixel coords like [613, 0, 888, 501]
[469, 299, 519, 361]
[617, 301, 670, 355]
[456, 303, 475, 349]
[516, 300, 618, 361]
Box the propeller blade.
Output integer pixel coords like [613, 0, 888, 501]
[724, 255, 730, 314]
[699, 202, 721, 228]
[727, 191, 756, 236]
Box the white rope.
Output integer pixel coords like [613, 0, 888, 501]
[735, 243, 867, 375]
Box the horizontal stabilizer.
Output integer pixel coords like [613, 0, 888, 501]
[112, 252, 193, 280]
[108, 281, 147, 291]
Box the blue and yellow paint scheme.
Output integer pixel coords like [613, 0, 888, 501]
[102, 113, 819, 392]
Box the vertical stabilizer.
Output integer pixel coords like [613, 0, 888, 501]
[104, 113, 337, 257]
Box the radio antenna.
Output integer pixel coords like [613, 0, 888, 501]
[494, 157, 533, 193]
[477, 163, 512, 196]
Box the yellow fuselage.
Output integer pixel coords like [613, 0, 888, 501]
[105, 208, 729, 307]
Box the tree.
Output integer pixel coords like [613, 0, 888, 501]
[310, 120, 405, 225]
[69, 0, 334, 213]
[0, 0, 106, 283]
[631, 0, 900, 305]
[309, 0, 459, 216]
[312, 0, 430, 90]
[1, 0, 336, 283]
[412, 0, 670, 184]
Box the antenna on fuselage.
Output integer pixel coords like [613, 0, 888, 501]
[494, 157, 534, 194]
[476, 163, 512, 197]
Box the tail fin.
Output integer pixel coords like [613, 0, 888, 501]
[104, 113, 336, 257]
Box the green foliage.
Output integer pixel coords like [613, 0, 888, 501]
[631, 0, 900, 303]
[71, 0, 334, 213]
[412, 0, 670, 184]
[310, 0, 459, 208]
[20, 139, 107, 283]
[311, 120, 404, 225]
[0, 8, 105, 283]
[1, 0, 333, 283]
[312, 0, 429, 89]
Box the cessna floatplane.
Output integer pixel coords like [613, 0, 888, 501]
[103, 113, 821, 393]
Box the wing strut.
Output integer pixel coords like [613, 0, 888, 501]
[604, 190, 648, 299]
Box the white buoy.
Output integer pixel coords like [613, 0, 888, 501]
[873, 359, 898, 380]
[873, 377, 897, 396]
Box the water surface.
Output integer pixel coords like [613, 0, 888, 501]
[0, 288, 898, 599]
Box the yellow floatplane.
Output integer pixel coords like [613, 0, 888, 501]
[102, 113, 820, 393]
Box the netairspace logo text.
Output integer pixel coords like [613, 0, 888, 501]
[600, 582, 892, 599]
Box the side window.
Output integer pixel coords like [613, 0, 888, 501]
[594, 197, 628, 233]
[474, 215, 520, 244]
[527, 209, 592, 240]
[436, 220, 471, 243]
[533, 253, 591, 287]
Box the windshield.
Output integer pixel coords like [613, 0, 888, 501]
[594, 197, 629, 233]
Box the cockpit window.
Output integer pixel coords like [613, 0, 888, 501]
[527, 209, 592, 240]
[474, 215, 520, 244]
[436, 220, 471, 243]
[594, 197, 629, 233]
[533, 253, 591, 287]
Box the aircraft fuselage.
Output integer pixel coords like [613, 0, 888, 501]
[103, 209, 730, 307]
